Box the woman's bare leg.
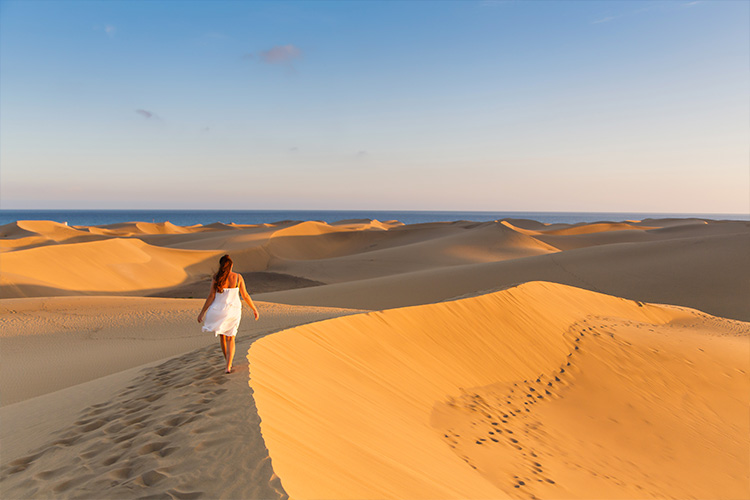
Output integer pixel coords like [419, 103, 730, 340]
[220, 335, 228, 360]
[226, 336, 236, 373]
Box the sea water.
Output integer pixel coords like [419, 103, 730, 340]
[0, 209, 747, 227]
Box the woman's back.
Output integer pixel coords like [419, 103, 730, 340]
[216, 272, 240, 292]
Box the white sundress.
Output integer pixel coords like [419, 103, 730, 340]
[202, 286, 242, 337]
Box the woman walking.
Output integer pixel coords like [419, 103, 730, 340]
[198, 254, 259, 373]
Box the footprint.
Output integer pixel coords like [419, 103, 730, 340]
[158, 447, 178, 458]
[154, 427, 175, 437]
[141, 393, 164, 403]
[34, 466, 68, 480]
[113, 432, 138, 444]
[108, 467, 132, 480]
[52, 436, 79, 447]
[101, 455, 122, 466]
[137, 469, 167, 487]
[79, 419, 106, 432]
[53, 474, 92, 493]
[137, 441, 168, 455]
[79, 443, 107, 460]
[167, 490, 203, 500]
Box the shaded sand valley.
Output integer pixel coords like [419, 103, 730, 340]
[1, 217, 748, 499]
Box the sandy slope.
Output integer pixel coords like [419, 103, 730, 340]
[1, 341, 290, 499]
[248, 282, 749, 500]
[0, 297, 357, 405]
[0, 298, 361, 499]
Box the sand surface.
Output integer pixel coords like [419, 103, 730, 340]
[250, 282, 749, 499]
[1, 217, 748, 499]
[0, 298, 360, 498]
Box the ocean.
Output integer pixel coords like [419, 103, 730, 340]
[0, 209, 747, 227]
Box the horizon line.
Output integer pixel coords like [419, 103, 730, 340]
[0, 208, 747, 216]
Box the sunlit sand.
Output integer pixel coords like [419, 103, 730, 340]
[1, 217, 748, 498]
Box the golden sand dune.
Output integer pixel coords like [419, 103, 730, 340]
[85, 220, 201, 236]
[4, 219, 747, 310]
[540, 221, 656, 235]
[272, 220, 559, 284]
[330, 218, 400, 230]
[1, 219, 546, 295]
[1, 238, 221, 296]
[536, 219, 748, 251]
[259, 230, 750, 321]
[0, 221, 107, 252]
[248, 282, 750, 499]
[1, 220, 86, 240]
[359, 220, 558, 265]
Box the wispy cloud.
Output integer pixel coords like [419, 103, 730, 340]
[592, 16, 616, 24]
[258, 44, 302, 64]
[93, 24, 117, 38]
[356, 151, 367, 157]
[244, 45, 303, 74]
[683, 1, 702, 6]
[135, 109, 156, 119]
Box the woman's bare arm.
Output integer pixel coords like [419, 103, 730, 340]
[238, 275, 259, 320]
[197, 281, 217, 322]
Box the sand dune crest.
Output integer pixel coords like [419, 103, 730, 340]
[1, 238, 220, 296]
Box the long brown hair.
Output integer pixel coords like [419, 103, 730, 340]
[214, 254, 233, 292]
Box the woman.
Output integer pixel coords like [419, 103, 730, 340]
[198, 254, 259, 373]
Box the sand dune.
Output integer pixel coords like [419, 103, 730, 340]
[258, 229, 750, 321]
[0, 221, 107, 252]
[84, 221, 203, 236]
[541, 221, 656, 235]
[2, 220, 87, 240]
[3, 218, 746, 305]
[248, 282, 749, 499]
[1, 238, 221, 296]
[2, 216, 748, 499]
[271, 221, 559, 284]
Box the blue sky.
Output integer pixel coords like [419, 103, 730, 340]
[1, 0, 747, 212]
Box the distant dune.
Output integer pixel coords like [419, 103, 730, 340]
[2, 218, 748, 321]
